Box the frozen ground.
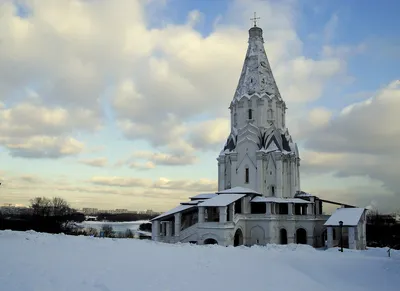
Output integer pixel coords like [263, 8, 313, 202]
[1, 230, 399, 291]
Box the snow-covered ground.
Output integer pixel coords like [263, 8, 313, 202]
[1, 230, 399, 291]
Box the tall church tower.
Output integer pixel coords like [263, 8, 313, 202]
[217, 22, 301, 198]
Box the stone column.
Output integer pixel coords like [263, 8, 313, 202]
[166, 221, 172, 237]
[348, 227, 356, 249]
[219, 206, 227, 223]
[296, 158, 301, 191]
[152, 221, 160, 241]
[218, 157, 225, 191]
[160, 222, 164, 236]
[288, 203, 293, 215]
[327, 226, 333, 248]
[231, 152, 238, 188]
[282, 159, 286, 197]
[241, 196, 251, 214]
[266, 203, 271, 215]
[276, 157, 283, 198]
[174, 213, 181, 236]
[198, 206, 205, 223]
[307, 203, 313, 215]
[229, 204, 234, 221]
[256, 152, 263, 194]
[291, 158, 296, 196]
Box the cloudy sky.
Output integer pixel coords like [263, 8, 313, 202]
[0, 0, 399, 213]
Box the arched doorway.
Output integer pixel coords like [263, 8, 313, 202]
[234, 229, 244, 246]
[296, 228, 307, 244]
[204, 238, 218, 245]
[280, 229, 287, 244]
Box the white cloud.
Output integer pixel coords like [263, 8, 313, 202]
[89, 175, 217, 193]
[90, 176, 152, 188]
[153, 177, 217, 192]
[2, 136, 84, 158]
[0, 0, 347, 158]
[189, 118, 230, 150]
[116, 150, 197, 168]
[128, 161, 156, 170]
[79, 157, 108, 167]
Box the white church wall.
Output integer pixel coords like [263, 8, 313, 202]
[234, 145, 258, 190]
[265, 156, 277, 196]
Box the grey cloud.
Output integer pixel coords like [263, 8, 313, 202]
[299, 81, 400, 212]
[305, 80, 400, 155]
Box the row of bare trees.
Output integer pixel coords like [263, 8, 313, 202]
[367, 211, 400, 249]
[0, 196, 84, 234]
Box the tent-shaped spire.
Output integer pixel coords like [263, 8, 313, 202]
[233, 25, 282, 101]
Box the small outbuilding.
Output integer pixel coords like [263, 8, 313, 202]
[324, 208, 367, 250]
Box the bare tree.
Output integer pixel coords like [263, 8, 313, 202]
[30, 197, 52, 217]
[52, 197, 73, 217]
[102, 225, 114, 237]
[86, 227, 99, 237]
[125, 229, 134, 238]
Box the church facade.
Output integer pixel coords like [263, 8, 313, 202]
[150, 23, 367, 249]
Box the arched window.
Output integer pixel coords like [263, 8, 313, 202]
[248, 109, 253, 120]
[245, 168, 249, 183]
[271, 186, 275, 196]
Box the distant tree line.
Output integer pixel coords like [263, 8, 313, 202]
[96, 212, 157, 223]
[0, 196, 155, 238]
[367, 211, 400, 249]
[0, 197, 85, 234]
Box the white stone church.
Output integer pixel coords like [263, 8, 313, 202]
[151, 22, 367, 250]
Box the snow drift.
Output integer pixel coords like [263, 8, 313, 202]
[0, 230, 399, 291]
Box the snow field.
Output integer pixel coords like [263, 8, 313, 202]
[0, 230, 399, 291]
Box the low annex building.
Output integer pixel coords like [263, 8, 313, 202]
[151, 20, 367, 250]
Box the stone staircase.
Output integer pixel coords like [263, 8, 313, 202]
[178, 223, 199, 243]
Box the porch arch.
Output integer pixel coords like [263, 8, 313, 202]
[280, 228, 288, 244]
[234, 228, 244, 246]
[296, 228, 307, 244]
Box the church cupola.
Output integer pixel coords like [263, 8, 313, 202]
[248, 26, 263, 40]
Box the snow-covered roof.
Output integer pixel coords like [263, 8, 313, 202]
[151, 205, 195, 221]
[198, 194, 246, 207]
[189, 193, 217, 200]
[216, 186, 262, 196]
[295, 191, 313, 197]
[181, 200, 205, 205]
[251, 197, 312, 204]
[324, 208, 365, 226]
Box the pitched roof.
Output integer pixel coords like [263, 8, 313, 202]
[189, 193, 217, 200]
[150, 204, 195, 221]
[198, 194, 246, 207]
[216, 186, 262, 195]
[251, 197, 312, 204]
[181, 200, 205, 205]
[324, 208, 365, 226]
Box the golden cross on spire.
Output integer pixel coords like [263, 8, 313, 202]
[250, 12, 260, 27]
